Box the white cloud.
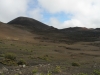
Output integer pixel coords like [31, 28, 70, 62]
[0, 0, 30, 23]
[0, 0, 44, 23]
[29, 8, 43, 21]
[49, 17, 61, 28]
[0, 0, 100, 29]
[49, 17, 83, 29]
[38, 0, 100, 28]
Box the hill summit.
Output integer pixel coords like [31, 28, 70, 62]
[8, 16, 56, 31]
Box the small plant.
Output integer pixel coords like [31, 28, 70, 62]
[73, 70, 100, 75]
[52, 65, 62, 73]
[93, 70, 100, 75]
[0, 54, 4, 57]
[0, 73, 4, 75]
[1, 53, 17, 66]
[32, 69, 38, 74]
[11, 44, 15, 46]
[5, 53, 16, 61]
[17, 59, 26, 65]
[1, 59, 17, 66]
[37, 55, 51, 61]
[72, 62, 80, 66]
[47, 71, 52, 75]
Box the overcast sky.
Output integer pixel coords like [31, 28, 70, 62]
[0, 0, 100, 29]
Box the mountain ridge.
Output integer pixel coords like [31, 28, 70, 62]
[0, 16, 100, 43]
[7, 16, 100, 31]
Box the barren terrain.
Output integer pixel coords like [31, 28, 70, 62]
[0, 17, 100, 75]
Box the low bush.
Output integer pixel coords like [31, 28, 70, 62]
[32, 69, 38, 74]
[72, 62, 80, 66]
[1, 59, 17, 66]
[1, 53, 17, 66]
[52, 65, 62, 73]
[17, 59, 26, 65]
[5, 53, 16, 61]
[93, 70, 100, 75]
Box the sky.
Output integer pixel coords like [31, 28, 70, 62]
[0, 0, 100, 29]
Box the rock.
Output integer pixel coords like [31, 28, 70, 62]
[19, 64, 26, 68]
[19, 65, 22, 67]
[2, 67, 8, 72]
[16, 69, 20, 71]
[22, 64, 26, 68]
[0, 66, 8, 74]
[0, 70, 3, 74]
[18, 71, 22, 75]
[35, 73, 41, 75]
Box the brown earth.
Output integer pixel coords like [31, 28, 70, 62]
[0, 17, 100, 75]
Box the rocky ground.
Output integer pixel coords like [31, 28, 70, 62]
[0, 63, 100, 75]
[0, 64, 65, 75]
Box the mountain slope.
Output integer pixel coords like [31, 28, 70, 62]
[0, 22, 37, 42]
[6, 16, 100, 43]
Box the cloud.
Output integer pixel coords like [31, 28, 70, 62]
[0, 0, 30, 23]
[0, 0, 100, 29]
[38, 0, 99, 14]
[28, 8, 43, 21]
[49, 17, 83, 29]
[0, 0, 44, 23]
[38, 0, 100, 28]
[49, 17, 61, 28]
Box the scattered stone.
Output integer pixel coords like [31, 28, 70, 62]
[35, 73, 41, 75]
[22, 64, 26, 68]
[18, 71, 22, 75]
[2, 67, 8, 72]
[16, 69, 20, 71]
[19, 64, 26, 68]
[19, 65, 22, 67]
[0, 70, 3, 74]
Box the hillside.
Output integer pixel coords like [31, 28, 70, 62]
[0, 21, 37, 42]
[7, 17, 100, 43]
[0, 17, 100, 75]
[60, 27, 100, 42]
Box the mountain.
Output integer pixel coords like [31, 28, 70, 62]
[7, 17, 61, 43]
[0, 16, 99, 43]
[7, 17, 57, 32]
[60, 27, 89, 32]
[59, 27, 100, 42]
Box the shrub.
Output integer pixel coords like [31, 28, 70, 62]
[47, 71, 52, 75]
[1, 59, 17, 66]
[37, 55, 51, 61]
[52, 65, 62, 73]
[1, 53, 17, 66]
[93, 70, 100, 75]
[17, 59, 26, 65]
[73, 70, 100, 75]
[0, 54, 4, 57]
[5, 53, 16, 61]
[72, 62, 80, 66]
[32, 69, 38, 74]
[1, 73, 4, 75]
